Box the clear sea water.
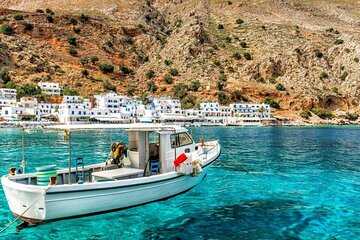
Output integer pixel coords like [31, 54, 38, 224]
[0, 126, 360, 239]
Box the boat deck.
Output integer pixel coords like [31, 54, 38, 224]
[92, 168, 144, 181]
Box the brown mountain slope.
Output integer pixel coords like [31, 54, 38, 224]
[0, 0, 360, 120]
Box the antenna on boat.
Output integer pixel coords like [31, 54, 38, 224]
[20, 127, 26, 174]
[67, 129, 72, 185]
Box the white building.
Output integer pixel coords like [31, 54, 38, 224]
[1, 105, 40, 121]
[58, 96, 91, 124]
[94, 92, 128, 115]
[153, 97, 182, 116]
[199, 102, 220, 117]
[38, 82, 62, 96]
[0, 88, 17, 107]
[229, 103, 271, 119]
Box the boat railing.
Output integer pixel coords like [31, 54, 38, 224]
[198, 141, 220, 162]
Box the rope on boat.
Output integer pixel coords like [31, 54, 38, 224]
[220, 146, 249, 174]
[0, 186, 51, 234]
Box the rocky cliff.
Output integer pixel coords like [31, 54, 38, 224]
[0, 0, 359, 121]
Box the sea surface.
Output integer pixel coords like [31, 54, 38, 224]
[0, 126, 360, 239]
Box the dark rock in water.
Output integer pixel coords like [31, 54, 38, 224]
[141, 198, 331, 239]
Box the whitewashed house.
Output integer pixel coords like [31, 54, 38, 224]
[153, 97, 182, 116]
[229, 103, 271, 119]
[94, 92, 128, 115]
[38, 82, 62, 96]
[1, 104, 40, 121]
[199, 102, 221, 117]
[58, 96, 91, 124]
[0, 88, 17, 108]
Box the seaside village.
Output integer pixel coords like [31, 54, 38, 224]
[0, 82, 273, 126]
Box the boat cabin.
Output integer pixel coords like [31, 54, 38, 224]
[8, 124, 202, 186]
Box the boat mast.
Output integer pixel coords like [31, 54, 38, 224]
[21, 127, 25, 174]
[68, 129, 72, 185]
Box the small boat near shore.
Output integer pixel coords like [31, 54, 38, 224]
[1, 124, 221, 223]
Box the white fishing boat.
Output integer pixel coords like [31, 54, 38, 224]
[1, 124, 220, 223]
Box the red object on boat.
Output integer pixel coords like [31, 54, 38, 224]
[174, 153, 188, 166]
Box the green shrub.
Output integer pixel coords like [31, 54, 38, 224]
[1, 25, 14, 35]
[346, 112, 359, 121]
[67, 36, 77, 46]
[188, 80, 200, 91]
[311, 107, 328, 119]
[314, 49, 323, 58]
[264, 97, 280, 109]
[62, 88, 79, 96]
[75, 82, 82, 87]
[147, 80, 158, 93]
[240, 41, 247, 48]
[164, 59, 172, 66]
[80, 57, 89, 66]
[354, 57, 359, 63]
[99, 63, 114, 74]
[236, 19, 244, 25]
[119, 65, 133, 75]
[146, 70, 155, 79]
[73, 27, 81, 34]
[217, 24, 224, 29]
[269, 77, 277, 84]
[80, 14, 89, 22]
[331, 86, 338, 93]
[136, 55, 149, 63]
[320, 71, 329, 79]
[103, 81, 116, 92]
[90, 56, 99, 65]
[69, 18, 78, 25]
[81, 69, 89, 77]
[300, 110, 311, 119]
[233, 90, 242, 101]
[218, 91, 230, 104]
[105, 41, 113, 48]
[68, 47, 78, 56]
[172, 83, 188, 99]
[46, 8, 54, 15]
[258, 77, 266, 84]
[233, 52, 241, 60]
[213, 59, 221, 66]
[181, 94, 196, 109]
[212, 44, 219, 50]
[127, 86, 137, 96]
[24, 23, 34, 31]
[225, 36, 231, 42]
[334, 39, 344, 45]
[36, 9, 44, 13]
[0, 67, 11, 84]
[164, 75, 173, 84]
[276, 83, 286, 91]
[219, 74, 227, 82]
[5, 81, 16, 89]
[216, 81, 225, 91]
[17, 83, 41, 97]
[14, 14, 24, 21]
[46, 16, 54, 23]
[169, 68, 179, 76]
[125, 37, 133, 44]
[244, 52, 252, 60]
[160, 87, 166, 92]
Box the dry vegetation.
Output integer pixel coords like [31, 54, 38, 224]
[0, 0, 360, 120]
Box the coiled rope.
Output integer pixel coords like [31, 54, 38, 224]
[0, 186, 51, 234]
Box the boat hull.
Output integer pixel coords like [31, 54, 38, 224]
[2, 152, 219, 223]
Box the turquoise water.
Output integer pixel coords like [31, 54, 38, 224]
[1, 126, 360, 239]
